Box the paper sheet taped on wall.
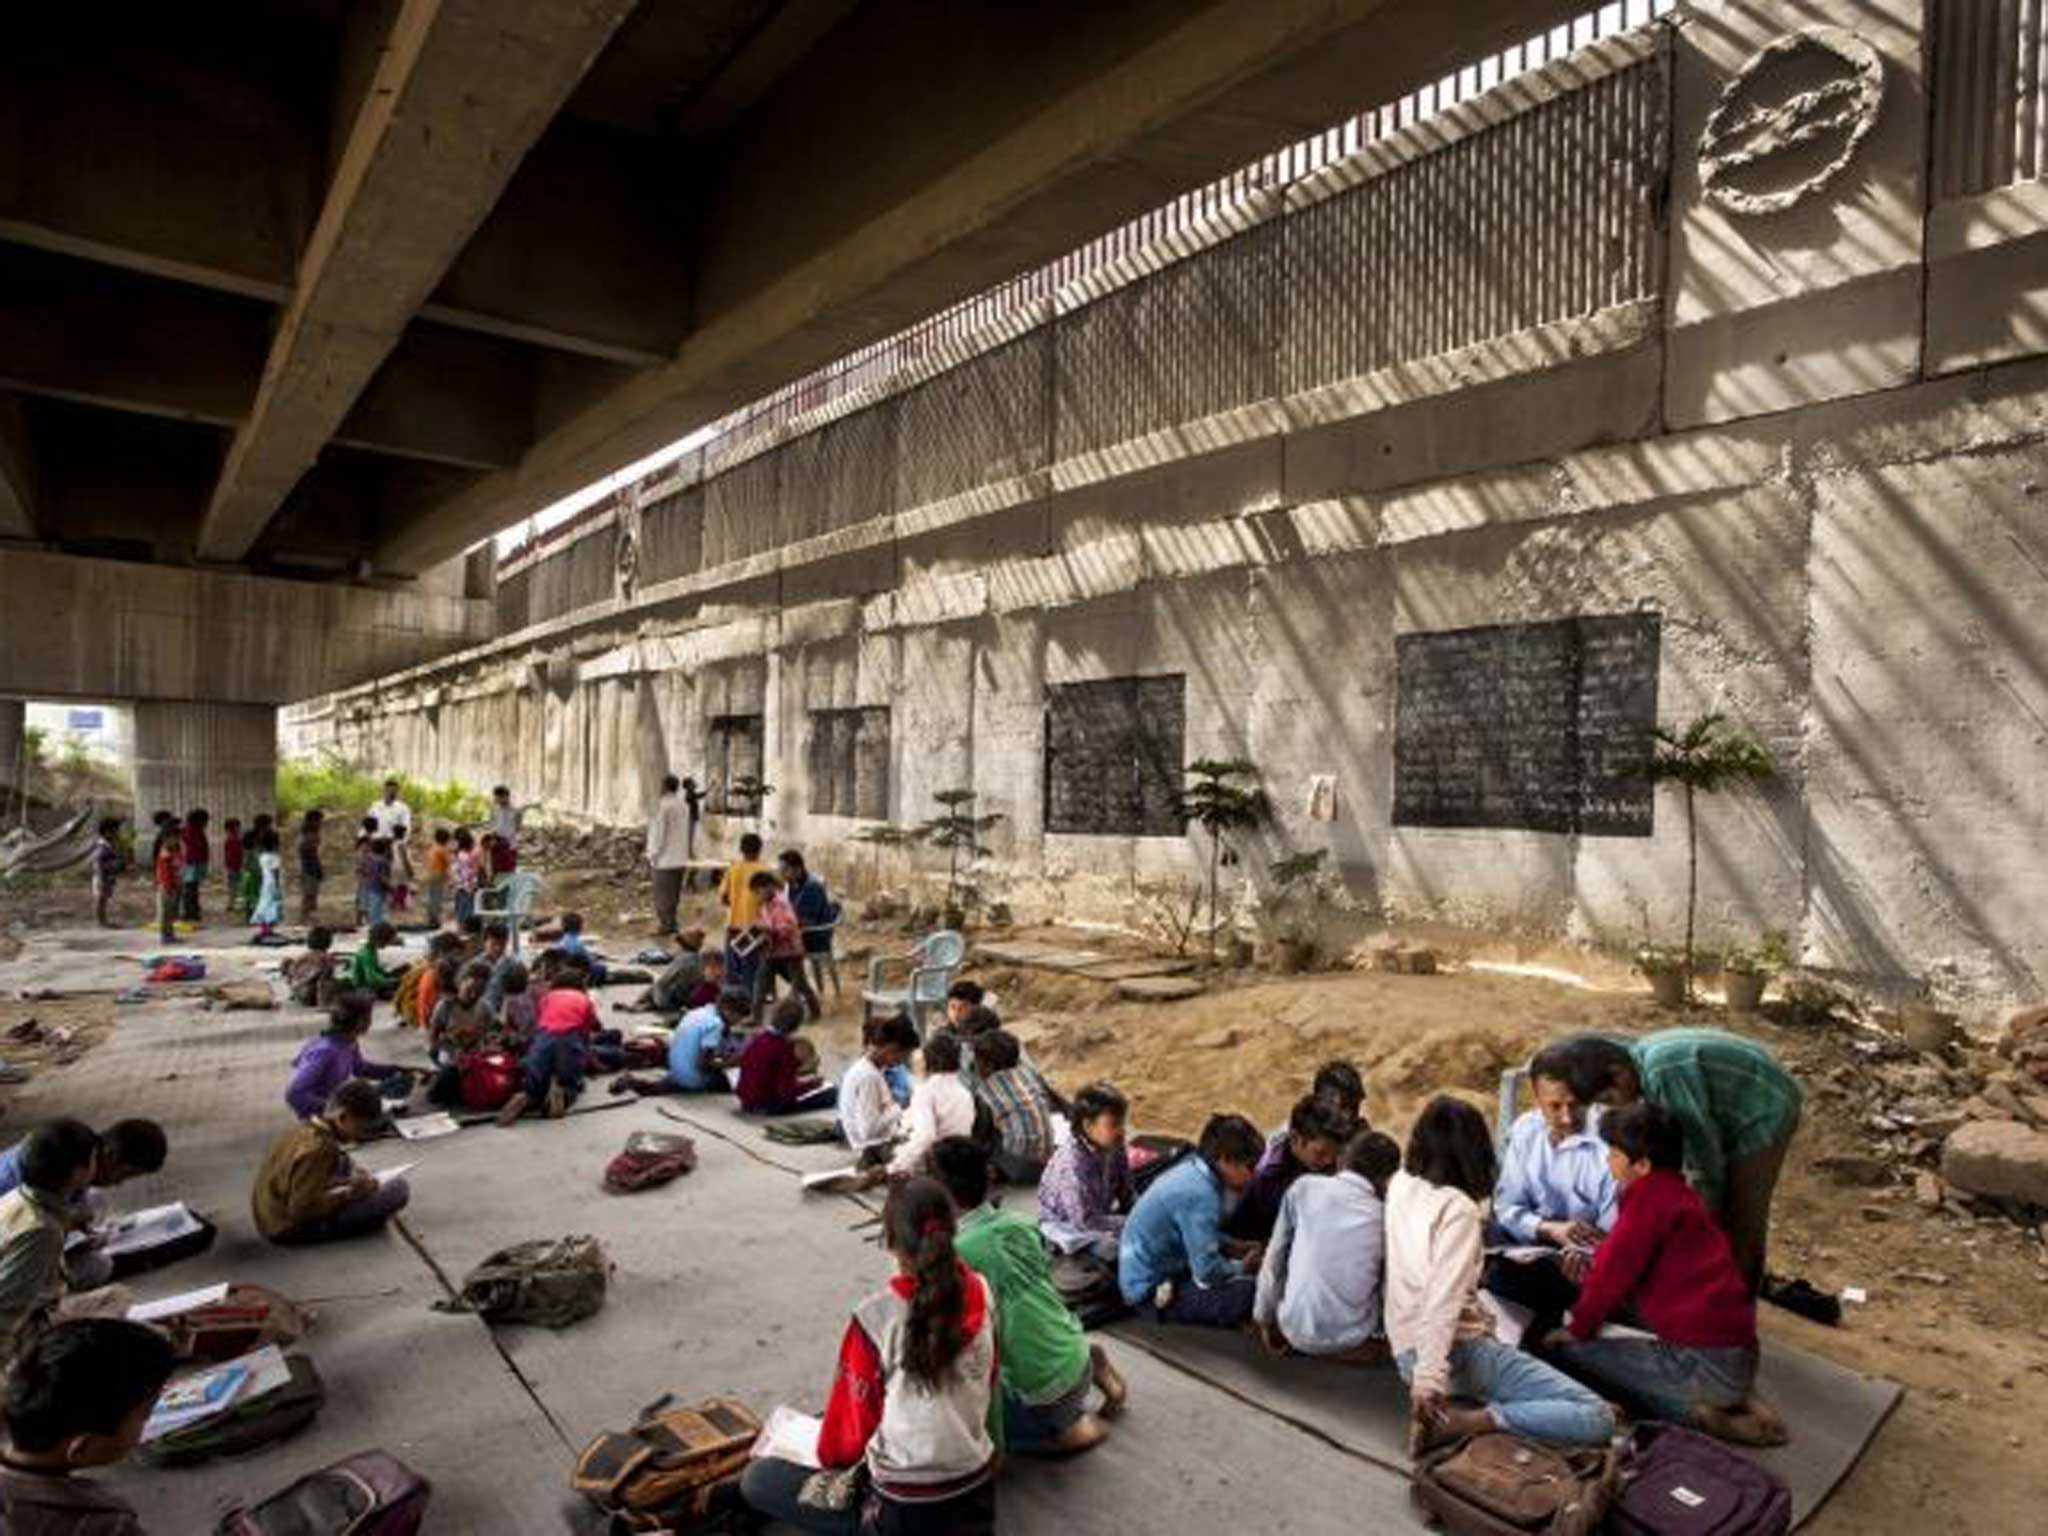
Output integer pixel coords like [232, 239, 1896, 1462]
[1306, 774, 1338, 822]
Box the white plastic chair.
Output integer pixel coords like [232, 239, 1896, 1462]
[478, 871, 544, 954]
[862, 930, 966, 1033]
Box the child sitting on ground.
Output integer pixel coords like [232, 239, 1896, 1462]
[555, 911, 610, 985]
[882, 1030, 979, 1180]
[497, 954, 600, 1123]
[0, 1119, 170, 1293]
[651, 988, 752, 1095]
[1255, 1129, 1401, 1359]
[0, 1318, 179, 1535]
[253, 1079, 412, 1245]
[427, 960, 495, 1063]
[932, 1136, 1127, 1455]
[1228, 1093, 1351, 1242]
[1545, 1100, 1784, 1445]
[285, 992, 410, 1120]
[839, 1014, 920, 1165]
[1387, 1097, 1613, 1454]
[970, 1029, 1061, 1184]
[345, 921, 401, 999]
[735, 1000, 835, 1115]
[495, 960, 537, 1043]
[0, 1121, 104, 1354]
[740, 1178, 1000, 1534]
[1038, 1081, 1135, 1267]
[623, 928, 722, 1015]
[1118, 1113, 1267, 1328]
[284, 926, 340, 1008]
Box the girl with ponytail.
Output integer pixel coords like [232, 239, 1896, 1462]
[741, 1176, 999, 1533]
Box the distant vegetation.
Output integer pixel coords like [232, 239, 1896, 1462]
[276, 754, 488, 828]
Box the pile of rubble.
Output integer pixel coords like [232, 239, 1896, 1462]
[525, 822, 648, 875]
[1803, 1005, 2048, 1233]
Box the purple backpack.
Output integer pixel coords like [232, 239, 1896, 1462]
[1608, 1424, 1790, 1536]
[217, 1450, 430, 1535]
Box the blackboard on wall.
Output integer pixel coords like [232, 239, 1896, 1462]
[1393, 613, 1660, 836]
[1045, 675, 1187, 837]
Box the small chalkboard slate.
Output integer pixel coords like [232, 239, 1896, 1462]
[1393, 614, 1659, 836]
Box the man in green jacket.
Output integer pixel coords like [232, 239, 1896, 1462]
[1555, 1029, 1803, 1291]
[931, 1137, 1127, 1454]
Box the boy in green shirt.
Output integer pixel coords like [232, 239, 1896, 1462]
[931, 1136, 1127, 1454]
[346, 921, 401, 1000]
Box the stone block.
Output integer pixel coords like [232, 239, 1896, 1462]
[1942, 1120, 2048, 1208]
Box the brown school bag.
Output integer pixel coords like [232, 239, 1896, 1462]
[571, 1394, 761, 1529]
[1411, 1432, 1617, 1536]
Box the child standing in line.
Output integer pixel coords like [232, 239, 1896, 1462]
[250, 828, 284, 939]
[220, 818, 245, 915]
[497, 955, 599, 1123]
[356, 836, 392, 931]
[240, 813, 273, 917]
[177, 808, 210, 923]
[296, 810, 325, 921]
[87, 818, 121, 929]
[451, 829, 480, 925]
[151, 821, 182, 944]
[0, 1318, 179, 1535]
[423, 827, 453, 927]
[388, 824, 413, 916]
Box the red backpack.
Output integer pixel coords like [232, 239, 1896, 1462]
[459, 1051, 521, 1111]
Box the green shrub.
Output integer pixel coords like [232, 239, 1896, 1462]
[276, 754, 488, 828]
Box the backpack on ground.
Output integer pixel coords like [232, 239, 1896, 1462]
[1411, 1432, 1615, 1535]
[162, 1283, 313, 1363]
[433, 1235, 609, 1328]
[604, 1131, 698, 1193]
[136, 1354, 326, 1467]
[1046, 1250, 1131, 1330]
[1607, 1423, 1791, 1536]
[459, 1050, 521, 1111]
[571, 1394, 761, 1530]
[217, 1449, 430, 1535]
[108, 1210, 220, 1281]
[1128, 1133, 1197, 1195]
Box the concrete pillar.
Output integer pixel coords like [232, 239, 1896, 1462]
[131, 701, 278, 823]
[0, 698, 23, 815]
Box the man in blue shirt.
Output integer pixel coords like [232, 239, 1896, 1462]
[1118, 1114, 1265, 1327]
[1484, 1046, 1618, 1343]
[666, 993, 749, 1092]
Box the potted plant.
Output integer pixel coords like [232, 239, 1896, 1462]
[1720, 930, 1788, 1012]
[1175, 758, 1272, 969]
[1634, 712, 1775, 1001]
[726, 774, 776, 830]
[1263, 850, 1329, 975]
[1635, 945, 1688, 1009]
[918, 789, 1002, 930]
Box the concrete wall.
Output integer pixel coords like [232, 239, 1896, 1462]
[286, 3, 2048, 1016]
[132, 701, 276, 826]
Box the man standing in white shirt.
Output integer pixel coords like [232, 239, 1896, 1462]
[646, 775, 692, 938]
[365, 779, 411, 841]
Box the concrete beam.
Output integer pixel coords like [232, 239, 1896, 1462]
[375, 0, 1588, 572]
[0, 395, 37, 541]
[194, 0, 639, 563]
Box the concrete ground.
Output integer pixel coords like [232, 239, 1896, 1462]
[0, 925, 1424, 1533]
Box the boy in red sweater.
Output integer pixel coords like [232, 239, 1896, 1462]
[1546, 1101, 1785, 1444]
[734, 1000, 835, 1115]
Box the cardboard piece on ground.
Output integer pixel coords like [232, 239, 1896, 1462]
[1116, 975, 1207, 1002]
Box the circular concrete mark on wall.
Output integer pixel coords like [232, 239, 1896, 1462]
[1698, 28, 1884, 217]
[614, 524, 640, 601]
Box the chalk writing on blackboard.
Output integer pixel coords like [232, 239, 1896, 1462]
[1393, 614, 1659, 836]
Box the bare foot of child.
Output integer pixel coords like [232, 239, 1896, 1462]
[1091, 1344, 1128, 1418]
[544, 1082, 567, 1119]
[494, 1091, 529, 1126]
[1052, 1414, 1110, 1454]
